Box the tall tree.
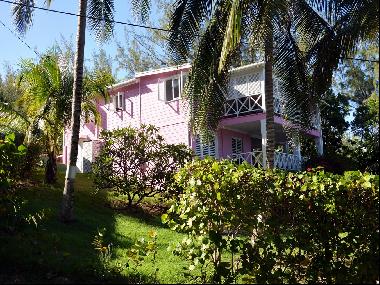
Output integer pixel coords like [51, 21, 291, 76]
[115, 0, 174, 78]
[161, 0, 333, 168]
[0, 56, 73, 183]
[12, 0, 115, 222]
[159, 0, 378, 168]
[335, 42, 379, 173]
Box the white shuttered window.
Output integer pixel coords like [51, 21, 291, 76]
[232, 137, 243, 154]
[195, 136, 216, 158]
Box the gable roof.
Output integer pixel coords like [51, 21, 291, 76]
[108, 62, 264, 91]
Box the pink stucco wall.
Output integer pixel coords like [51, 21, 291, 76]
[63, 67, 191, 165]
[218, 128, 252, 158]
[63, 63, 322, 168]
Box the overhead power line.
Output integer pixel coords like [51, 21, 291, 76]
[0, 0, 170, 32]
[0, 18, 40, 57]
[340, 56, 379, 64]
[1, 0, 378, 65]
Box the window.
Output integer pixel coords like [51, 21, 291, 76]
[164, 77, 180, 101]
[117, 92, 124, 109]
[158, 72, 188, 102]
[232, 137, 243, 164]
[195, 136, 216, 158]
[232, 137, 243, 154]
[111, 92, 125, 111]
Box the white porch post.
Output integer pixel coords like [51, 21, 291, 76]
[293, 136, 301, 170]
[293, 141, 301, 158]
[314, 106, 324, 156]
[315, 135, 324, 156]
[260, 119, 267, 169]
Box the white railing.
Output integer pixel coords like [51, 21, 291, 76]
[274, 152, 302, 171]
[227, 151, 304, 171]
[224, 94, 263, 117]
[274, 96, 283, 114]
[228, 151, 264, 167]
[311, 111, 321, 130]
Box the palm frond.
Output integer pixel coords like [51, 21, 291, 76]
[81, 100, 101, 126]
[12, 0, 35, 35]
[272, 14, 314, 133]
[131, 0, 151, 23]
[309, 0, 378, 101]
[88, 0, 115, 42]
[183, 4, 230, 137]
[0, 100, 30, 133]
[219, 0, 243, 73]
[168, 0, 212, 62]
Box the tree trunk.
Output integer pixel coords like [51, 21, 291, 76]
[60, 0, 87, 223]
[264, 31, 275, 169]
[45, 150, 57, 184]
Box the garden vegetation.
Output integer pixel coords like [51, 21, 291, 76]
[163, 158, 379, 283]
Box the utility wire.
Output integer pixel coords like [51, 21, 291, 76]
[339, 56, 379, 64]
[0, 0, 170, 32]
[1, 0, 379, 64]
[0, 18, 40, 57]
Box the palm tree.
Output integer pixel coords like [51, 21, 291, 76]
[307, 0, 379, 97]
[0, 55, 73, 183]
[164, 0, 378, 168]
[12, 0, 115, 222]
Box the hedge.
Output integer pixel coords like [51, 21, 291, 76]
[163, 158, 379, 283]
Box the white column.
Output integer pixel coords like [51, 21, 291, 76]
[260, 119, 267, 169]
[293, 140, 301, 158]
[260, 68, 266, 112]
[315, 135, 324, 156]
[293, 136, 301, 171]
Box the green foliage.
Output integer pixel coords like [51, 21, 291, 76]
[92, 227, 124, 280]
[164, 159, 379, 283]
[0, 133, 47, 232]
[0, 133, 26, 190]
[334, 42, 379, 173]
[92, 125, 192, 206]
[126, 230, 159, 282]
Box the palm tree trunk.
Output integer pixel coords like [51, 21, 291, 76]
[60, 0, 87, 222]
[45, 150, 57, 184]
[264, 31, 275, 169]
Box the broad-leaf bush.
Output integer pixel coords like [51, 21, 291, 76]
[0, 133, 26, 190]
[92, 125, 192, 206]
[163, 159, 379, 283]
[0, 133, 47, 232]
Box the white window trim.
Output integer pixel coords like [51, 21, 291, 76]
[110, 92, 125, 112]
[232, 137, 243, 154]
[195, 135, 216, 158]
[158, 72, 188, 103]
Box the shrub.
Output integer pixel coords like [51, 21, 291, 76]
[304, 154, 355, 174]
[19, 141, 44, 178]
[163, 159, 379, 283]
[0, 133, 26, 190]
[0, 133, 47, 232]
[92, 125, 192, 206]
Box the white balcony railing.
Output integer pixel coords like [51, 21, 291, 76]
[227, 151, 304, 171]
[224, 73, 321, 131]
[224, 94, 264, 117]
[228, 151, 264, 167]
[274, 152, 302, 171]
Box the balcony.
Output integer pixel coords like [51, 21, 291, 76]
[224, 94, 264, 117]
[224, 68, 322, 128]
[228, 151, 264, 167]
[227, 151, 305, 171]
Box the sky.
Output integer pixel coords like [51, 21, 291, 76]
[0, 0, 162, 80]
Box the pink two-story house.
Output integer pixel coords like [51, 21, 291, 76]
[63, 62, 323, 173]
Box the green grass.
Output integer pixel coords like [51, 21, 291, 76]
[0, 165, 188, 283]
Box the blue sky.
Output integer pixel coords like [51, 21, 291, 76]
[0, 0, 161, 80]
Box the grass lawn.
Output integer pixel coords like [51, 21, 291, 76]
[0, 165, 188, 283]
